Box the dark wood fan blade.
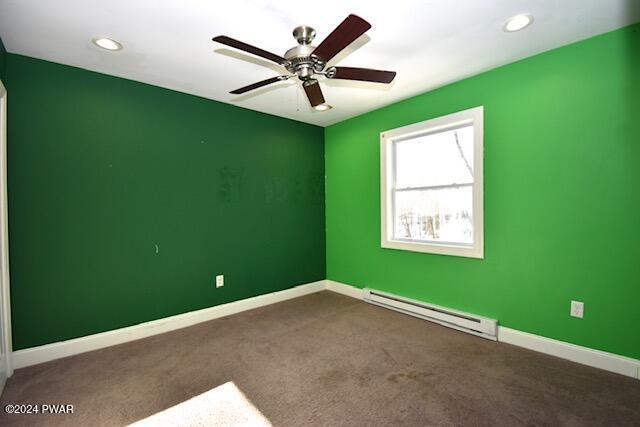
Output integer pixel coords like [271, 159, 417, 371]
[230, 76, 288, 94]
[213, 35, 286, 65]
[312, 14, 371, 63]
[303, 80, 325, 107]
[327, 66, 396, 83]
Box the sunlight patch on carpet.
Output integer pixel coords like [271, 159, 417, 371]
[129, 381, 272, 426]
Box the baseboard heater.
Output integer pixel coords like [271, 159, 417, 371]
[363, 288, 498, 340]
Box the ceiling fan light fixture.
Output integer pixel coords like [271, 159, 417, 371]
[93, 37, 122, 51]
[504, 14, 533, 32]
[314, 104, 332, 112]
[212, 14, 396, 110]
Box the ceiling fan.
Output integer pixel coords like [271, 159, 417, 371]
[212, 14, 396, 110]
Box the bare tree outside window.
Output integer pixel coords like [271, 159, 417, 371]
[392, 125, 475, 244]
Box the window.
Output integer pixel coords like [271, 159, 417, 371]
[381, 107, 484, 258]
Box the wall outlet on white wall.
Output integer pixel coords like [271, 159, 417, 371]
[570, 300, 584, 318]
[216, 275, 224, 288]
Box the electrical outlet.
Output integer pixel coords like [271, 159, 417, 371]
[570, 300, 584, 318]
[216, 275, 224, 288]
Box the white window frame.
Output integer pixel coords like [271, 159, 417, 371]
[380, 106, 484, 259]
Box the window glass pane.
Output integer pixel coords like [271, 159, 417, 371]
[394, 125, 474, 188]
[394, 187, 473, 244]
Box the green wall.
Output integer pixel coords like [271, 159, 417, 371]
[6, 54, 325, 350]
[325, 25, 640, 359]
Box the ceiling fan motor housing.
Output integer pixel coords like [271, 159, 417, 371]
[293, 25, 316, 45]
[284, 26, 325, 80]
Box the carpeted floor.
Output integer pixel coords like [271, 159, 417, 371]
[1, 291, 639, 426]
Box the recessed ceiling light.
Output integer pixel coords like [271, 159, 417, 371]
[92, 37, 122, 51]
[504, 14, 534, 32]
[314, 104, 332, 112]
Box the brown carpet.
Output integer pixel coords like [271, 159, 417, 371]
[1, 291, 639, 426]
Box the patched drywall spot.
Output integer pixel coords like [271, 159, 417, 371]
[263, 177, 288, 203]
[292, 172, 304, 204]
[291, 172, 324, 205]
[219, 166, 245, 202]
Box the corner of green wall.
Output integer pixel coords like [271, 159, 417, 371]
[6, 53, 326, 349]
[325, 24, 640, 359]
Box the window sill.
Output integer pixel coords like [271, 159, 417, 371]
[381, 239, 484, 259]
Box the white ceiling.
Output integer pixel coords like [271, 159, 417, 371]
[1, 0, 638, 127]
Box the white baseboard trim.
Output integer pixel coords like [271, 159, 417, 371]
[12, 280, 326, 370]
[326, 280, 364, 299]
[497, 327, 640, 379]
[326, 280, 640, 379]
[12, 279, 640, 380]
